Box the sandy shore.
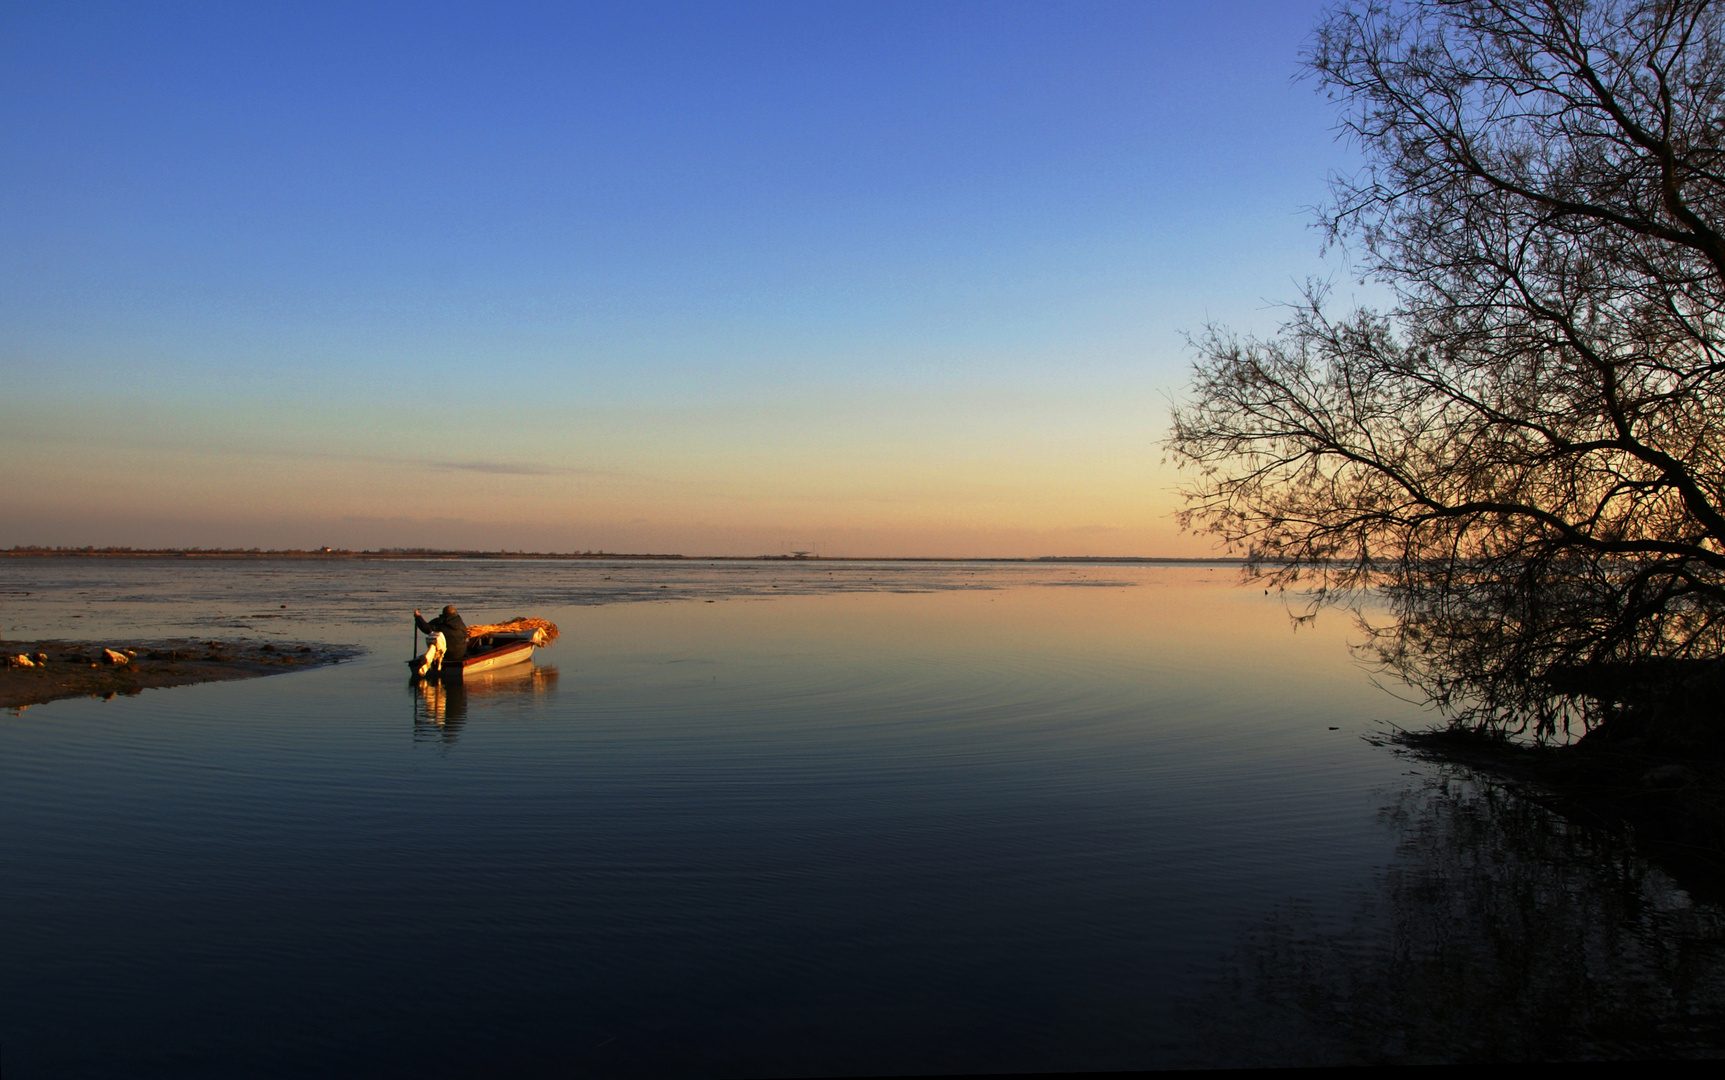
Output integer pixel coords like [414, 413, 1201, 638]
[1, 639, 361, 711]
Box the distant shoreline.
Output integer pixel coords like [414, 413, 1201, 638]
[0, 548, 1244, 564]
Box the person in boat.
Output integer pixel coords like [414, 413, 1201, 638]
[413, 605, 468, 674]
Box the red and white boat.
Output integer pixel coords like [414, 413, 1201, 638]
[451, 635, 538, 675]
[409, 621, 555, 679]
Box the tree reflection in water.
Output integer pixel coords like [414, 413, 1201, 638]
[1209, 766, 1725, 1064]
[411, 664, 560, 744]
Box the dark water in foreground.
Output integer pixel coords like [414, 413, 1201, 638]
[2, 558, 1723, 1075]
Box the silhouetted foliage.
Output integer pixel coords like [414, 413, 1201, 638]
[1170, 0, 1725, 739]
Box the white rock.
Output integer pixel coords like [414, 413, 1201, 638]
[104, 649, 130, 665]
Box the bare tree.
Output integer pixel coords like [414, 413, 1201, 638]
[1169, 0, 1725, 739]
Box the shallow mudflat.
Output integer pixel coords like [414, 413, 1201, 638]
[1, 639, 360, 710]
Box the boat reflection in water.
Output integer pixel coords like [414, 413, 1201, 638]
[411, 662, 561, 743]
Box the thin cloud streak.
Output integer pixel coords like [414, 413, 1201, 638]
[427, 460, 609, 477]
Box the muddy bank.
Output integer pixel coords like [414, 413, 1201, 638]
[1, 639, 361, 711]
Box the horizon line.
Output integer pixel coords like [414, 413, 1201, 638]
[2, 545, 1245, 564]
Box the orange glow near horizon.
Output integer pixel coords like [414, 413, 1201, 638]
[3, 385, 1218, 557]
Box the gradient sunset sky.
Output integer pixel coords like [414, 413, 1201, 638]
[2, 0, 1368, 556]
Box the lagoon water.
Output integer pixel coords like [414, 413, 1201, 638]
[4, 558, 1724, 1074]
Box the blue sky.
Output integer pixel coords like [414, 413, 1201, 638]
[1, 0, 1366, 555]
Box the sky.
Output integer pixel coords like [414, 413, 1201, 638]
[0, 0, 1369, 557]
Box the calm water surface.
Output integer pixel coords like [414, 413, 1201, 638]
[3, 558, 1722, 1074]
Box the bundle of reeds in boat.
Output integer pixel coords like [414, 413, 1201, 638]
[464, 617, 560, 646]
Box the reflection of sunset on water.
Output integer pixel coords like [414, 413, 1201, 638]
[7, 558, 1722, 1073]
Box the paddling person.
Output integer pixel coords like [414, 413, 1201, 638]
[413, 605, 469, 675]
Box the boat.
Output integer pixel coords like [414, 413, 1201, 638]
[409, 618, 557, 680]
[448, 635, 538, 675]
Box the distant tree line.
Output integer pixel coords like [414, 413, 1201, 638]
[0, 546, 690, 559]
